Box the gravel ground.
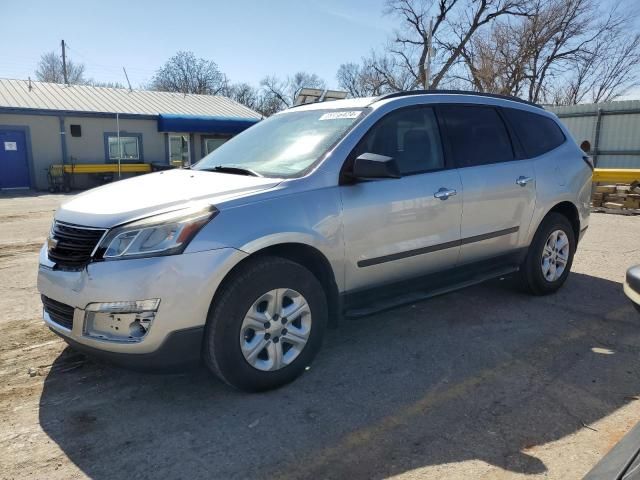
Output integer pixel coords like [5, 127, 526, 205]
[0, 191, 639, 480]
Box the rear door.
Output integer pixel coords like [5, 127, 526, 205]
[340, 106, 463, 292]
[437, 105, 536, 265]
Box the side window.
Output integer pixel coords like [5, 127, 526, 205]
[439, 105, 514, 168]
[353, 107, 444, 175]
[502, 108, 566, 158]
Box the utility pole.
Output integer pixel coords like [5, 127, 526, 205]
[123, 67, 132, 92]
[425, 17, 434, 89]
[61, 40, 68, 85]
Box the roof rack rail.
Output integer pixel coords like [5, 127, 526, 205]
[373, 89, 543, 109]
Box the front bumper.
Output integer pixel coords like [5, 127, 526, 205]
[624, 265, 640, 307]
[37, 245, 247, 363]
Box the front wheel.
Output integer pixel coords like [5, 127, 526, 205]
[519, 212, 576, 295]
[203, 256, 328, 392]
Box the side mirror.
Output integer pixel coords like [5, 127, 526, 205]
[351, 153, 401, 180]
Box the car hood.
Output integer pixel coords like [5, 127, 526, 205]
[55, 169, 281, 228]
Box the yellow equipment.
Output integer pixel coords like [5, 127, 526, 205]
[47, 163, 152, 192]
[50, 163, 151, 175]
[592, 169, 640, 184]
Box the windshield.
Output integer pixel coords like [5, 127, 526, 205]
[193, 109, 366, 177]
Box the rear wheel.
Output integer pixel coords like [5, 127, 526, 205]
[203, 256, 328, 392]
[519, 212, 576, 295]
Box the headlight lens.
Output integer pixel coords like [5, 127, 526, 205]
[100, 206, 217, 259]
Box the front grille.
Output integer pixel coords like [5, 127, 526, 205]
[42, 295, 75, 330]
[48, 221, 106, 268]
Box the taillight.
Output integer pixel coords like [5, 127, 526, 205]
[582, 155, 594, 171]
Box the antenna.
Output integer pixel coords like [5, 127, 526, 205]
[122, 67, 132, 92]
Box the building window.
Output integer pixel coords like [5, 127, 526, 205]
[202, 136, 229, 156]
[70, 125, 82, 137]
[169, 134, 190, 167]
[104, 132, 143, 162]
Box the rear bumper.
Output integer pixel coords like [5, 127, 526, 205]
[624, 265, 640, 306]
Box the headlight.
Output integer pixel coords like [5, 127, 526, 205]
[99, 206, 217, 259]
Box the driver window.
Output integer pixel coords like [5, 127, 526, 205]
[354, 107, 444, 175]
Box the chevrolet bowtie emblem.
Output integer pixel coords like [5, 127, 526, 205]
[47, 236, 58, 251]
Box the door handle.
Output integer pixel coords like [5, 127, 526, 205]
[434, 187, 457, 200]
[516, 176, 533, 187]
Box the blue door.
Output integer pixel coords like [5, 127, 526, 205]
[0, 130, 30, 189]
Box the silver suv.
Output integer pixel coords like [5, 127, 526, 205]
[38, 91, 593, 391]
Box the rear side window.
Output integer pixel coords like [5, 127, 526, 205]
[439, 105, 514, 168]
[502, 108, 566, 158]
[353, 107, 444, 175]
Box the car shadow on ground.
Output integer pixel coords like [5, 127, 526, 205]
[39, 272, 640, 479]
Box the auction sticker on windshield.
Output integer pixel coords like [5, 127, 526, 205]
[319, 111, 361, 120]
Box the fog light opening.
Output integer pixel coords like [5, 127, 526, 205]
[83, 300, 159, 343]
[128, 318, 151, 339]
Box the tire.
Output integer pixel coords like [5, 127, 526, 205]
[634, 302, 640, 315]
[203, 256, 328, 392]
[519, 212, 576, 295]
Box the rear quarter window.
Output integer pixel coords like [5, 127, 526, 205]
[502, 108, 566, 158]
[438, 105, 515, 168]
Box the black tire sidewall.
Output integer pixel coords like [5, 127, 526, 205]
[205, 257, 328, 391]
[524, 213, 576, 295]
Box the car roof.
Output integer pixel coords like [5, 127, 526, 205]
[284, 90, 544, 114]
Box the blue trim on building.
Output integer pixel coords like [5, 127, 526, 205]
[157, 114, 259, 134]
[103, 132, 144, 163]
[0, 124, 35, 189]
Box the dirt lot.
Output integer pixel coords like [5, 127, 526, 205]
[0, 191, 639, 480]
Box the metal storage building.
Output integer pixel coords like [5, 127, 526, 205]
[547, 100, 640, 169]
[0, 79, 261, 190]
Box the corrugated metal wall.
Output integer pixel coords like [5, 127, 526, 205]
[547, 100, 640, 169]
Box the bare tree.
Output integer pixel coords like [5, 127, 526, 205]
[459, 0, 640, 104]
[337, 60, 398, 96]
[557, 13, 640, 103]
[260, 72, 326, 112]
[151, 51, 227, 95]
[35, 51, 86, 84]
[88, 80, 126, 89]
[227, 82, 260, 110]
[337, 63, 369, 97]
[385, 0, 529, 89]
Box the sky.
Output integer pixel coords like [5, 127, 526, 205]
[1, 0, 395, 89]
[2, 0, 639, 100]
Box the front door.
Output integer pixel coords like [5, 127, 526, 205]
[340, 106, 463, 292]
[169, 134, 191, 167]
[438, 105, 536, 264]
[0, 130, 30, 189]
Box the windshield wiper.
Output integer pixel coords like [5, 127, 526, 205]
[197, 165, 262, 177]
